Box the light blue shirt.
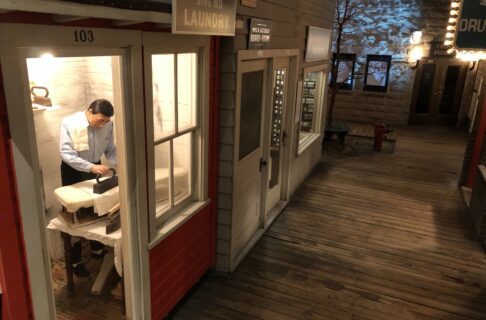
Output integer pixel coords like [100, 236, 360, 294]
[60, 111, 117, 173]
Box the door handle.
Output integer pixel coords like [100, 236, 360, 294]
[260, 158, 267, 172]
[282, 130, 287, 146]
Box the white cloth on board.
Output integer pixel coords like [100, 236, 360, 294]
[47, 217, 123, 275]
[53, 178, 119, 215]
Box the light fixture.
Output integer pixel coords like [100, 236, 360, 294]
[410, 31, 423, 45]
[408, 46, 424, 69]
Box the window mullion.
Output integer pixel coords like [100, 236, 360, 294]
[174, 54, 179, 135]
[169, 139, 175, 209]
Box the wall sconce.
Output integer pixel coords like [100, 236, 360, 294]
[410, 31, 423, 45]
[408, 45, 424, 69]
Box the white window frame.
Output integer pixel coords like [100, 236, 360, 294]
[297, 64, 328, 154]
[143, 36, 210, 245]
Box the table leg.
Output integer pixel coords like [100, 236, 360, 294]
[61, 232, 74, 295]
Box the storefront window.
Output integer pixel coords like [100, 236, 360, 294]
[151, 52, 198, 221]
[299, 65, 328, 152]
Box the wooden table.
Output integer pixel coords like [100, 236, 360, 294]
[47, 217, 122, 295]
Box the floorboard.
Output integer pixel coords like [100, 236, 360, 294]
[173, 126, 486, 320]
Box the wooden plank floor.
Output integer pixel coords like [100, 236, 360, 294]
[172, 126, 486, 320]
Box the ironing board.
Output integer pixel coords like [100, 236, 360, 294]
[47, 217, 122, 295]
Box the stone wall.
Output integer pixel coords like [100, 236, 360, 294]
[331, 0, 451, 126]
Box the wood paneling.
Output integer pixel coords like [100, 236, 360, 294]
[174, 126, 486, 320]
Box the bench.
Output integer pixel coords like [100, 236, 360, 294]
[343, 122, 398, 152]
[324, 126, 350, 143]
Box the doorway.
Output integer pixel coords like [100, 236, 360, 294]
[263, 58, 290, 222]
[231, 51, 297, 267]
[233, 59, 267, 259]
[0, 24, 144, 319]
[409, 59, 467, 125]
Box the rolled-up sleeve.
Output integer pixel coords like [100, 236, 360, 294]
[59, 120, 94, 173]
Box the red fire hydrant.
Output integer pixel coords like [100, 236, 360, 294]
[374, 122, 391, 151]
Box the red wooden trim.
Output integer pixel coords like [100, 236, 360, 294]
[467, 99, 486, 188]
[0, 64, 33, 319]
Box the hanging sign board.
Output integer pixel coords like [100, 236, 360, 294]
[430, 41, 455, 58]
[172, 0, 237, 36]
[305, 26, 331, 62]
[248, 18, 272, 49]
[454, 0, 486, 49]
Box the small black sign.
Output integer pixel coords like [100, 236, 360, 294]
[173, 0, 237, 36]
[248, 18, 272, 49]
[455, 0, 486, 49]
[430, 41, 455, 58]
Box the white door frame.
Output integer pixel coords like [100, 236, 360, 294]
[231, 49, 299, 270]
[0, 23, 148, 320]
[262, 57, 292, 224]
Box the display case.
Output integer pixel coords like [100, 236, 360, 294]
[301, 75, 317, 131]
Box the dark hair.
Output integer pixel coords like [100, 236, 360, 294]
[88, 99, 114, 117]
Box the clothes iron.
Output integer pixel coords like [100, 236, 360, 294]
[93, 168, 118, 194]
[31, 86, 53, 106]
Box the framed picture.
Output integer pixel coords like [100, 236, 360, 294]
[363, 54, 392, 92]
[331, 53, 356, 90]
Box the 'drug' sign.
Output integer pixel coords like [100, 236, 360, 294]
[455, 0, 486, 49]
[172, 0, 237, 36]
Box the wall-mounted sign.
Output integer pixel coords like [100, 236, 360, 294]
[430, 41, 455, 58]
[241, 0, 257, 8]
[305, 26, 331, 62]
[248, 18, 272, 49]
[455, 0, 486, 49]
[172, 0, 237, 36]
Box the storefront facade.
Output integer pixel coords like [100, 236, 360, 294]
[0, 1, 335, 319]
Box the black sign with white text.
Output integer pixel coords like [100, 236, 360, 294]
[455, 0, 486, 49]
[172, 0, 236, 36]
[248, 18, 272, 49]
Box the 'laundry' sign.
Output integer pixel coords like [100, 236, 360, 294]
[455, 0, 486, 49]
[173, 0, 236, 36]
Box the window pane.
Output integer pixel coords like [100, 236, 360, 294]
[439, 65, 460, 115]
[173, 133, 192, 205]
[239, 70, 263, 160]
[152, 54, 175, 141]
[300, 71, 320, 132]
[177, 53, 197, 131]
[154, 141, 171, 218]
[269, 68, 286, 189]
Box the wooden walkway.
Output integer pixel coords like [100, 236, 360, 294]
[172, 126, 486, 320]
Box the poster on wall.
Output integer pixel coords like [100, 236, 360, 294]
[172, 0, 237, 36]
[331, 53, 356, 90]
[305, 26, 331, 62]
[363, 54, 391, 93]
[455, 0, 486, 49]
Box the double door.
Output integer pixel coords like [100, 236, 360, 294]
[233, 57, 292, 261]
[409, 59, 467, 125]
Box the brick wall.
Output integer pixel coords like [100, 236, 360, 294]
[331, 0, 451, 126]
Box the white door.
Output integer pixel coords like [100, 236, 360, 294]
[263, 58, 290, 220]
[233, 59, 267, 258]
[0, 23, 146, 319]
